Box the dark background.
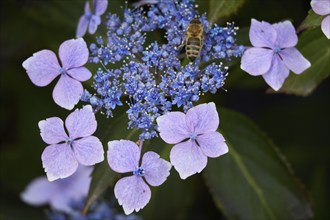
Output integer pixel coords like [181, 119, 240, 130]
[1, 0, 329, 219]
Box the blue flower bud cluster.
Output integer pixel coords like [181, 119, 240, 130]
[82, 0, 245, 140]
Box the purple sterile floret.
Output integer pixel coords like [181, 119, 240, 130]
[40, 105, 104, 181]
[107, 140, 171, 215]
[311, 0, 330, 39]
[21, 165, 92, 213]
[156, 102, 228, 179]
[240, 19, 311, 91]
[76, 0, 108, 38]
[22, 38, 91, 110]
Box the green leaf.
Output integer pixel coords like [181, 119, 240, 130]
[203, 108, 313, 220]
[208, 0, 245, 23]
[297, 9, 323, 33]
[278, 27, 330, 96]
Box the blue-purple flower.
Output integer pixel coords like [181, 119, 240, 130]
[40, 105, 104, 181]
[23, 38, 91, 110]
[83, 0, 243, 139]
[21, 166, 92, 213]
[241, 19, 311, 91]
[240, 19, 311, 91]
[311, 0, 330, 39]
[76, 0, 108, 38]
[107, 140, 171, 214]
[157, 102, 228, 179]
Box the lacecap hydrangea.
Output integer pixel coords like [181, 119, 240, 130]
[81, 0, 245, 140]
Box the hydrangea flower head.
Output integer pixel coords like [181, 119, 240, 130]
[76, 0, 108, 38]
[240, 19, 311, 91]
[107, 140, 171, 214]
[40, 105, 104, 181]
[23, 38, 91, 110]
[311, 0, 330, 39]
[156, 102, 228, 179]
[83, 0, 244, 139]
[21, 166, 92, 214]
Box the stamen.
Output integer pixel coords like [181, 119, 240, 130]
[133, 167, 145, 176]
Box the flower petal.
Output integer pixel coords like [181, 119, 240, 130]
[249, 19, 277, 48]
[50, 165, 92, 213]
[262, 55, 290, 91]
[67, 67, 92, 82]
[89, 15, 101, 34]
[65, 105, 97, 139]
[20, 177, 57, 206]
[311, 0, 330, 16]
[170, 140, 207, 179]
[53, 74, 83, 110]
[197, 131, 228, 158]
[38, 117, 68, 145]
[186, 102, 219, 135]
[49, 194, 74, 213]
[76, 15, 89, 38]
[22, 50, 61, 87]
[114, 176, 151, 215]
[156, 112, 190, 144]
[273, 21, 298, 48]
[107, 140, 140, 173]
[322, 15, 330, 39]
[240, 48, 274, 76]
[141, 151, 171, 186]
[279, 47, 311, 74]
[59, 38, 89, 69]
[41, 143, 78, 181]
[93, 0, 108, 16]
[72, 136, 104, 165]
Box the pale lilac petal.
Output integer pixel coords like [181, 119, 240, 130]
[58, 38, 89, 69]
[262, 55, 290, 91]
[249, 19, 277, 48]
[186, 102, 219, 135]
[156, 112, 190, 144]
[273, 21, 298, 48]
[50, 165, 92, 213]
[321, 15, 330, 39]
[89, 15, 101, 34]
[53, 74, 83, 110]
[38, 117, 68, 145]
[84, 1, 90, 13]
[197, 132, 228, 158]
[141, 151, 171, 186]
[114, 176, 151, 215]
[42, 143, 78, 181]
[64, 165, 92, 196]
[22, 50, 61, 87]
[107, 140, 140, 173]
[72, 136, 104, 165]
[67, 67, 92, 82]
[76, 15, 89, 38]
[65, 105, 97, 139]
[279, 47, 311, 74]
[21, 177, 57, 206]
[311, 0, 330, 16]
[170, 140, 207, 179]
[240, 48, 274, 76]
[50, 195, 74, 213]
[93, 0, 108, 16]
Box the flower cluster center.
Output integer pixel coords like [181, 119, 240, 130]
[133, 167, 145, 177]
